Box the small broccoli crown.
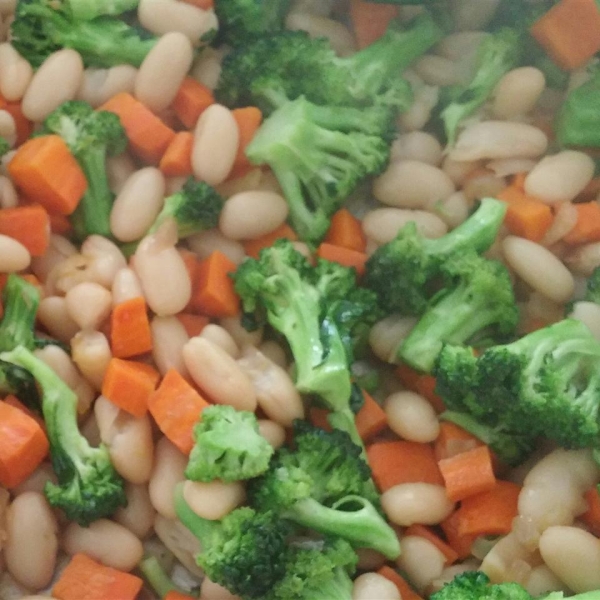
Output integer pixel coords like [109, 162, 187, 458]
[65, 0, 138, 20]
[246, 96, 390, 243]
[0, 275, 40, 353]
[431, 571, 533, 600]
[148, 178, 224, 240]
[185, 405, 274, 483]
[0, 360, 41, 411]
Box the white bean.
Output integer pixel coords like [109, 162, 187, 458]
[77, 65, 137, 108]
[436, 31, 488, 62]
[201, 576, 242, 600]
[30, 234, 77, 283]
[201, 324, 240, 358]
[414, 54, 463, 87]
[71, 330, 112, 390]
[135, 32, 193, 112]
[0, 109, 16, 147]
[493, 67, 545, 119]
[219, 315, 263, 349]
[397, 535, 446, 592]
[390, 131, 443, 166]
[0, 43, 32, 101]
[64, 281, 112, 331]
[21, 49, 83, 122]
[450, 0, 501, 30]
[182, 479, 246, 521]
[187, 228, 246, 264]
[153, 514, 203, 577]
[352, 573, 401, 600]
[111, 267, 144, 305]
[362, 208, 448, 246]
[433, 191, 470, 229]
[382, 483, 455, 527]
[524, 151, 595, 204]
[190, 46, 225, 90]
[151, 315, 190, 377]
[565, 241, 600, 276]
[0, 233, 30, 271]
[369, 315, 417, 362]
[399, 73, 439, 132]
[114, 483, 156, 539]
[568, 301, 600, 341]
[258, 340, 288, 369]
[0, 174, 18, 208]
[37, 296, 80, 343]
[525, 564, 570, 597]
[192, 104, 239, 185]
[149, 437, 188, 519]
[257, 419, 286, 449]
[502, 236, 575, 304]
[62, 519, 144, 572]
[107, 153, 137, 194]
[442, 156, 481, 187]
[385, 391, 439, 442]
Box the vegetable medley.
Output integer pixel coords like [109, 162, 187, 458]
[0, 0, 600, 599]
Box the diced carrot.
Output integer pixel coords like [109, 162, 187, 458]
[147, 368, 211, 454]
[377, 566, 423, 600]
[110, 296, 153, 359]
[159, 131, 194, 178]
[438, 445, 496, 502]
[171, 77, 215, 129]
[395, 364, 422, 390]
[434, 421, 482, 462]
[0, 204, 50, 256]
[101, 358, 160, 417]
[530, 0, 600, 70]
[456, 480, 522, 537]
[243, 223, 298, 259]
[414, 374, 446, 414]
[563, 202, 600, 244]
[0, 398, 49, 488]
[504, 196, 554, 242]
[231, 106, 263, 175]
[440, 510, 476, 560]
[99, 92, 176, 164]
[404, 524, 459, 565]
[8, 135, 87, 215]
[176, 313, 210, 337]
[355, 390, 387, 442]
[316, 242, 367, 276]
[325, 208, 367, 253]
[47, 210, 72, 235]
[4, 101, 33, 146]
[52, 553, 143, 600]
[190, 251, 240, 318]
[581, 487, 600, 537]
[349, 0, 399, 48]
[164, 592, 197, 600]
[309, 407, 333, 432]
[3, 394, 45, 430]
[366, 440, 444, 491]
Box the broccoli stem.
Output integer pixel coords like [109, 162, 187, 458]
[328, 409, 364, 450]
[285, 496, 401, 560]
[174, 483, 219, 543]
[67, 0, 139, 21]
[0, 274, 40, 352]
[139, 556, 187, 600]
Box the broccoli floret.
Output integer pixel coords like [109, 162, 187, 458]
[0, 136, 10, 157]
[265, 537, 357, 600]
[215, 0, 291, 46]
[217, 12, 442, 113]
[0, 345, 126, 525]
[184, 405, 274, 483]
[233, 240, 379, 444]
[65, 0, 138, 20]
[0, 274, 40, 353]
[147, 177, 223, 240]
[175, 484, 289, 599]
[0, 359, 41, 411]
[139, 555, 190, 600]
[246, 96, 392, 243]
[441, 28, 522, 146]
[249, 422, 400, 559]
[11, 0, 157, 68]
[397, 252, 518, 372]
[364, 197, 507, 316]
[584, 267, 600, 304]
[38, 101, 127, 241]
[431, 571, 533, 600]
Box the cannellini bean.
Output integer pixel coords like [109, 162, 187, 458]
[369, 315, 417, 362]
[153, 515, 203, 578]
[190, 46, 225, 90]
[111, 267, 144, 305]
[0, 234, 30, 271]
[201, 576, 242, 600]
[187, 228, 246, 265]
[480, 532, 532, 584]
[385, 391, 439, 442]
[0, 43, 33, 101]
[4, 492, 58, 591]
[434, 191, 470, 229]
[382, 483, 454, 527]
[436, 31, 488, 63]
[183, 336, 257, 411]
[0, 174, 18, 208]
[540, 526, 600, 593]
[107, 153, 137, 194]
[524, 151, 595, 204]
[114, 483, 156, 539]
[12, 463, 56, 497]
[352, 572, 401, 600]
[493, 67, 545, 119]
[149, 437, 188, 519]
[201, 324, 240, 358]
[487, 158, 537, 178]
[37, 296, 80, 343]
[30, 234, 78, 283]
[77, 65, 137, 108]
[414, 54, 463, 87]
[258, 340, 288, 369]
[398, 73, 439, 132]
[568, 301, 600, 341]
[0, 109, 16, 147]
[237, 346, 304, 427]
[183, 479, 246, 521]
[503, 236, 575, 304]
[397, 535, 446, 592]
[219, 315, 263, 349]
[442, 156, 481, 187]
[450, 0, 501, 30]
[62, 519, 143, 572]
[362, 208, 447, 246]
[71, 330, 112, 390]
[565, 241, 600, 276]
[151, 315, 190, 377]
[257, 419, 286, 449]
[450, 121, 548, 162]
[525, 564, 570, 597]
[462, 170, 506, 202]
[390, 131, 443, 166]
[64, 281, 112, 330]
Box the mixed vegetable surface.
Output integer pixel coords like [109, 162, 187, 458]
[1, 0, 600, 599]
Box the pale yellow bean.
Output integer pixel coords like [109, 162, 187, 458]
[153, 515, 203, 578]
[442, 156, 481, 187]
[12, 463, 56, 497]
[356, 548, 387, 572]
[192, 104, 239, 185]
[524, 151, 595, 204]
[114, 483, 156, 539]
[285, 12, 356, 56]
[462, 171, 506, 203]
[151, 315, 190, 377]
[110, 167, 166, 242]
[81, 411, 101, 447]
[399, 72, 439, 132]
[21, 49, 83, 121]
[390, 131, 443, 166]
[190, 47, 225, 90]
[64, 281, 112, 331]
[37, 296, 80, 343]
[71, 330, 112, 390]
[352, 573, 400, 600]
[0, 109, 16, 147]
[111, 267, 144, 305]
[362, 208, 447, 246]
[30, 234, 77, 283]
[450, 0, 501, 30]
[0, 233, 30, 271]
[219, 315, 263, 349]
[182, 479, 246, 521]
[149, 437, 188, 519]
[369, 315, 417, 362]
[4, 492, 58, 591]
[201, 324, 240, 358]
[568, 301, 600, 341]
[434, 191, 470, 229]
[77, 65, 137, 108]
[201, 576, 242, 600]
[414, 54, 463, 87]
[382, 483, 455, 527]
[183, 336, 257, 411]
[0, 174, 18, 208]
[385, 390, 439, 443]
[487, 157, 537, 178]
[539, 526, 600, 593]
[107, 153, 137, 194]
[135, 32, 193, 112]
[565, 241, 600, 276]
[257, 419, 286, 449]
[493, 67, 545, 119]
[237, 346, 304, 427]
[62, 519, 143, 572]
[397, 535, 446, 593]
[258, 339, 288, 369]
[219, 191, 289, 241]
[436, 31, 488, 62]
[95, 395, 154, 484]
[0, 43, 32, 101]
[503, 236, 575, 304]
[525, 564, 570, 597]
[187, 228, 246, 264]
[134, 222, 192, 315]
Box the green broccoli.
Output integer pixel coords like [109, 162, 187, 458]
[139, 555, 191, 600]
[65, 0, 139, 20]
[233, 239, 380, 444]
[441, 28, 522, 146]
[11, 0, 158, 68]
[175, 484, 289, 599]
[0, 345, 126, 525]
[37, 101, 127, 241]
[184, 405, 274, 483]
[583, 267, 600, 304]
[265, 537, 357, 600]
[0, 359, 41, 411]
[0, 274, 40, 353]
[245, 95, 393, 243]
[397, 252, 519, 372]
[364, 197, 507, 316]
[216, 12, 442, 113]
[0, 136, 10, 157]
[249, 421, 401, 559]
